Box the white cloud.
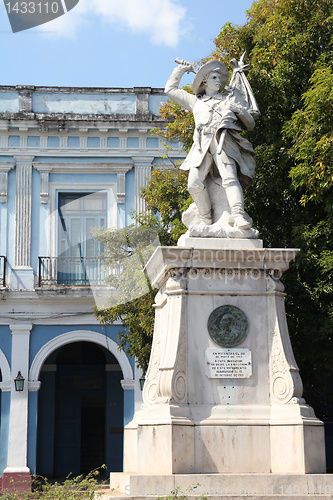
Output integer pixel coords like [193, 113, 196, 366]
[38, 0, 187, 47]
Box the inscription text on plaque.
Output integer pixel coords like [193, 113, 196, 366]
[205, 348, 252, 379]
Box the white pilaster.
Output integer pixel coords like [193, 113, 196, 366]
[5, 324, 32, 473]
[133, 157, 153, 215]
[14, 157, 33, 267]
[0, 135, 8, 149]
[12, 156, 35, 290]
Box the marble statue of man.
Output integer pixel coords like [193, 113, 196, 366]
[165, 57, 259, 235]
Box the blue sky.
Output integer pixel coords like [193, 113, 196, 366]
[0, 0, 254, 89]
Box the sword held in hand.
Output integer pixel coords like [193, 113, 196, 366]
[175, 58, 196, 74]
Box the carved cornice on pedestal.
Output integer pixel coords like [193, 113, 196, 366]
[144, 246, 299, 290]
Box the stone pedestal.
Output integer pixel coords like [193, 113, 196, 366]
[124, 239, 326, 475]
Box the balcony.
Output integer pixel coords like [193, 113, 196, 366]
[38, 256, 107, 287]
[0, 256, 6, 287]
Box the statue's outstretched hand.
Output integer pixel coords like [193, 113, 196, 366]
[175, 58, 195, 74]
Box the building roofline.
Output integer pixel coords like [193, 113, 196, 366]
[0, 85, 165, 94]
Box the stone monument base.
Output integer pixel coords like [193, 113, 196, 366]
[124, 405, 325, 475]
[123, 239, 326, 477]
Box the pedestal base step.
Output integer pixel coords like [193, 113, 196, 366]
[106, 473, 333, 499]
[100, 495, 331, 500]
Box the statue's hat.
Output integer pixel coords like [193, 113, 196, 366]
[192, 59, 229, 95]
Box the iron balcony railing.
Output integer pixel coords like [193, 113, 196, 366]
[38, 256, 107, 287]
[0, 256, 6, 287]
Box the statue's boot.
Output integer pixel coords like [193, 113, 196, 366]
[189, 187, 213, 225]
[224, 183, 251, 230]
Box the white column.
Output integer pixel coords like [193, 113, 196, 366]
[133, 157, 153, 215]
[12, 156, 35, 290]
[4, 324, 32, 473]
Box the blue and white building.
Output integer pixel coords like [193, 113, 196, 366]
[0, 84, 183, 488]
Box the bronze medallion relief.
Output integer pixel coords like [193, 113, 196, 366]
[207, 305, 249, 348]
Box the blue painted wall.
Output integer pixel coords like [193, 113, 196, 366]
[27, 391, 39, 474]
[0, 391, 10, 474]
[124, 169, 135, 225]
[0, 327, 12, 367]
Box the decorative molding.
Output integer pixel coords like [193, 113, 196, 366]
[121, 379, 135, 390]
[0, 382, 11, 391]
[0, 135, 8, 149]
[133, 156, 154, 164]
[166, 269, 188, 292]
[139, 137, 146, 149]
[117, 172, 126, 204]
[13, 156, 35, 163]
[80, 136, 87, 150]
[269, 295, 303, 404]
[0, 162, 15, 203]
[32, 161, 133, 175]
[28, 381, 41, 391]
[34, 165, 51, 204]
[120, 136, 127, 150]
[9, 323, 33, 335]
[18, 88, 33, 113]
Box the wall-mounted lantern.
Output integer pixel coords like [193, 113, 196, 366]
[139, 374, 145, 391]
[14, 371, 25, 392]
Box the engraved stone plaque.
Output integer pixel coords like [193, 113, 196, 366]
[205, 348, 252, 379]
[207, 305, 249, 347]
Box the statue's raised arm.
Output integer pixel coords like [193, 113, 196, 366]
[165, 55, 259, 240]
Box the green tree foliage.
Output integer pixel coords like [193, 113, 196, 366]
[151, 0, 333, 413]
[141, 168, 191, 245]
[95, 0, 333, 411]
[94, 170, 191, 373]
[94, 224, 159, 373]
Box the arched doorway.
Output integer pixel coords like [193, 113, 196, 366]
[36, 341, 124, 477]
